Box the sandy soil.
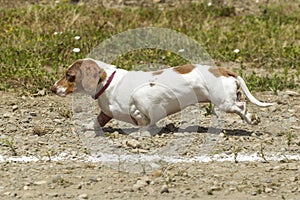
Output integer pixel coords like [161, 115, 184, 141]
[0, 83, 299, 200]
[0, 1, 300, 199]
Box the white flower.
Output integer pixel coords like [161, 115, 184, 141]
[72, 48, 81, 53]
[53, 32, 58, 35]
[233, 49, 240, 53]
[74, 36, 81, 40]
[207, 2, 212, 6]
[178, 49, 185, 53]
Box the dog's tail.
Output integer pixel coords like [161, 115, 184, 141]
[237, 76, 275, 107]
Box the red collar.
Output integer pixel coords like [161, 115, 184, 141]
[92, 71, 116, 99]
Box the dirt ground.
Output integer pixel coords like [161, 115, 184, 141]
[0, 80, 299, 200]
[0, 0, 300, 199]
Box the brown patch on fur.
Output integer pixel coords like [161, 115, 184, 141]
[149, 82, 155, 87]
[173, 64, 195, 74]
[54, 59, 105, 95]
[77, 59, 106, 93]
[152, 70, 164, 76]
[208, 67, 237, 78]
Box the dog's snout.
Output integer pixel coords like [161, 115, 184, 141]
[51, 85, 57, 93]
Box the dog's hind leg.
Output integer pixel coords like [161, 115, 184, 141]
[129, 104, 151, 127]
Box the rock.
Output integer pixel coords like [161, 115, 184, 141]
[251, 132, 258, 137]
[273, 165, 285, 171]
[3, 113, 10, 118]
[265, 187, 273, 193]
[78, 193, 89, 199]
[52, 175, 63, 183]
[48, 193, 59, 197]
[89, 176, 99, 183]
[37, 89, 46, 96]
[210, 186, 222, 191]
[131, 148, 149, 153]
[12, 105, 18, 112]
[23, 185, 30, 190]
[141, 131, 151, 137]
[33, 180, 47, 185]
[54, 119, 63, 124]
[219, 132, 226, 137]
[3, 192, 11, 196]
[132, 178, 150, 191]
[152, 170, 163, 177]
[173, 132, 185, 137]
[126, 139, 141, 148]
[251, 191, 257, 196]
[110, 131, 119, 138]
[30, 111, 37, 116]
[161, 184, 169, 193]
[129, 132, 141, 139]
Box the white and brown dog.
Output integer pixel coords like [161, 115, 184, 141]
[52, 58, 274, 128]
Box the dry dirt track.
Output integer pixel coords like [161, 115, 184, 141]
[0, 88, 299, 200]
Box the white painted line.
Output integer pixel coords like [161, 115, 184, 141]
[1, 153, 299, 163]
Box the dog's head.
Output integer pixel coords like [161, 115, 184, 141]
[51, 59, 107, 97]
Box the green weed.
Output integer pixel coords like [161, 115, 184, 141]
[1, 136, 17, 156]
[0, 1, 299, 93]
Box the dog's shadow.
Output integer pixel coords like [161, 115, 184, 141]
[93, 123, 256, 137]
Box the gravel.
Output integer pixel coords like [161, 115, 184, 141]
[0, 88, 299, 199]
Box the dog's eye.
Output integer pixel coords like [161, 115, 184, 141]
[66, 73, 75, 82]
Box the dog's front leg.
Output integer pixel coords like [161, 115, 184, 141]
[97, 111, 112, 127]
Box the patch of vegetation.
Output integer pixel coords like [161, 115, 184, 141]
[0, 1, 299, 93]
[1, 136, 17, 156]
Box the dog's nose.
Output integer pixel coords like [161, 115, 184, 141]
[51, 85, 57, 93]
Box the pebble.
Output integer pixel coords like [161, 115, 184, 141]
[33, 180, 47, 185]
[125, 139, 141, 148]
[273, 165, 285, 171]
[89, 176, 99, 183]
[78, 193, 89, 199]
[23, 185, 30, 190]
[12, 105, 18, 111]
[161, 184, 169, 193]
[48, 193, 59, 197]
[132, 178, 150, 191]
[131, 148, 149, 153]
[52, 175, 63, 183]
[265, 187, 273, 193]
[152, 170, 163, 177]
[219, 132, 226, 138]
[30, 111, 37, 116]
[3, 113, 10, 118]
[54, 119, 63, 124]
[141, 131, 151, 137]
[251, 191, 257, 196]
[210, 186, 222, 191]
[173, 132, 185, 137]
[110, 131, 119, 138]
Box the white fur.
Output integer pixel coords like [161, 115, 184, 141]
[84, 59, 274, 126]
[52, 58, 275, 126]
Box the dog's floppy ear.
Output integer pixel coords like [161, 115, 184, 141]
[76, 59, 107, 94]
